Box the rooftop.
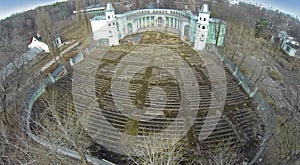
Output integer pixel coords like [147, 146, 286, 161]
[286, 37, 300, 49]
[91, 15, 106, 21]
[200, 4, 210, 13]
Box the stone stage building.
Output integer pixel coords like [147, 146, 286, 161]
[90, 2, 226, 50]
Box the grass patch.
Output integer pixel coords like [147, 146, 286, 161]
[134, 67, 153, 109]
[140, 31, 183, 45]
[259, 88, 276, 107]
[268, 70, 282, 81]
[124, 118, 140, 136]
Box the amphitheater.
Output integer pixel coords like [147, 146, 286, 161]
[25, 3, 268, 165]
[24, 4, 269, 164]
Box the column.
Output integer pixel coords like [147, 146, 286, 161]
[139, 18, 141, 29]
[173, 18, 175, 29]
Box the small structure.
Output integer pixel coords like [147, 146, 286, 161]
[53, 34, 63, 48]
[73, 4, 105, 17]
[28, 33, 50, 53]
[281, 37, 300, 57]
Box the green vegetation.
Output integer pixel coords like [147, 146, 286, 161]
[255, 18, 269, 38]
[52, 2, 65, 7]
[124, 118, 140, 136]
[134, 67, 153, 109]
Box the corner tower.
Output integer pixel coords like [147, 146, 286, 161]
[106, 2, 119, 46]
[106, 2, 115, 20]
[194, 4, 210, 50]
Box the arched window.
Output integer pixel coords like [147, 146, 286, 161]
[127, 23, 133, 32]
[157, 17, 163, 26]
[184, 25, 190, 37]
[202, 26, 205, 29]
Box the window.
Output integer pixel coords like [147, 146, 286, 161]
[202, 26, 205, 29]
[200, 17, 202, 20]
[108, 23, 111, 26]
[198, 25, 201, 28]
[113, 22, 115, 26]
[200, 34, 205, 41]
[108, 16, 110, 19]
[204, 18, 206, 21]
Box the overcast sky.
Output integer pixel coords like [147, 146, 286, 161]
[0, 0, 67, 20]
[0, 0, 299, 20]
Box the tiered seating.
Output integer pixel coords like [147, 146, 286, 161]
[30, 46, 263, 159]
[194, 116, 239, 150]
[232, 108, 261, 138]
[50, 74, 73, 94]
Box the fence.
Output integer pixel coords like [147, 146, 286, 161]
[23, 41, 115, 165]
[212, 47, 275, 165]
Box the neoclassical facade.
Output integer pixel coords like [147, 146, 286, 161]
[90, 2, 226, 50]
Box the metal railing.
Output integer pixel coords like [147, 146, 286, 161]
[212, 47, 275, 165]
[23, 42, 115, 165]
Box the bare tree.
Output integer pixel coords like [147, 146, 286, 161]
[289, 58, 299, 71]
[265, 117, 299, 165]
[0, 69, 12, 124]
[254, 65, 265, 86]
[0, 110, 79, 164]
[32, 90, 93, 164]
[36, 7, 60, 64]
[263, 87, 300, 165]
[281, 87, 300, 126]
[76, 0, 92, 40]
[0, 34, 27, 125]
[188, 0, 196, 11]
[124, 128, 187, 165]
[236, 53, 246, 72]
[208, 141, 241, 165]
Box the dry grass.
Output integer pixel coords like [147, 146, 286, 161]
[268, 70, 282, 81]
[140, 31, 183, 45]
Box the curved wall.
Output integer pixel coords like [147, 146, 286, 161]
[117, 9, 198, 42]
[90, 4, 227, 50]
[90, 6, 221, 49]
